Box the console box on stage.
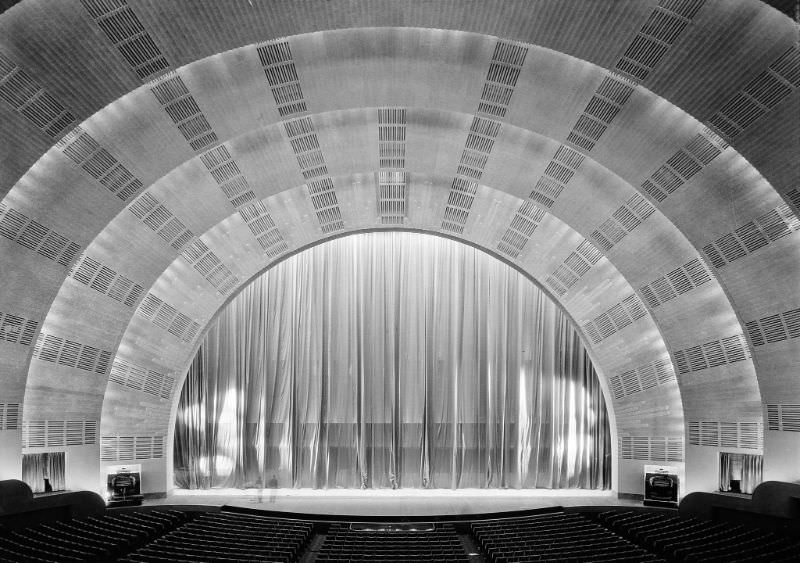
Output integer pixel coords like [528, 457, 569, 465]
[643, 464, 679, 507]
[105, 464, 143, 506]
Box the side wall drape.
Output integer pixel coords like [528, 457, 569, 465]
[174, 233, 611, 489]
[22, 452, 66, 493]
[719, 452, 763, 494]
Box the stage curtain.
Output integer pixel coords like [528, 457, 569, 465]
[22, 452, 66, 493]
[174, 232, 611, 490]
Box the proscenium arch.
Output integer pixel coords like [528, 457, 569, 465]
[1, 3, 796, 497]
[7, 34, 776, 484]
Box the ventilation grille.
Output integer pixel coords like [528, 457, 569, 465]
[0, 203, 83, 268]
[581, 294, 647, 344]
[376, 108, 408, 224]
[443, 40, 527, 235]
[614, 1, 705, 81]
[181, 238, 241, 295]
[234, 201, 286, 259]
[198, 144, 288, 257]
[0, 310, 38, 347]
[641, 127, 728, 203]
[673, 334, 749, 375]
[745, 307, 800, 347]
[0, 403, 20, 430]
[609, 356, 675, 400]
[198, 143, 255, 208]
[22, 420, 97, 448]
[786, 188, 800, 216]
[109, 358, 174, 400]
[638, 257, 712, 308]
[619, 435, 684, 462]
[68, 254, 143, 307]
[497, 144, 586, 259]
[566, 72, 636, 152]
[101, 435, 164, 461]
[56, 126, 142, 201]
[477, 40, 528, 117]
[544, 239, 603, 297]
[128, 193, 195, 251]
[135, 293, 201, 343]
[281, 115, 343, 233]
[496, 202, 546, 258]
[766, 404, 800, 432]
[256, 41, 343, 234]
[707, 46, 799, 140]
[688, 420, 762, 449]
[149, 72, 218, 151]
[526, 144, 585, 208]
[702, 204, 799, 269]
[589, 193, 655, 252]
[81, 0, 170, 80]
[257, 41, 308, 117]
[0, 51, 76, 138]
[32, 332, 112, 375]
[442, 115, 503, 233]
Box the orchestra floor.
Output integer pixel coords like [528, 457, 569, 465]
[144, 488, 641, 517]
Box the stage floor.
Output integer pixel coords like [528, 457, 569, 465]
[145, 488, 640, 517]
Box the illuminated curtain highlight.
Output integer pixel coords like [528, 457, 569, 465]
[174, 232, 611, 489]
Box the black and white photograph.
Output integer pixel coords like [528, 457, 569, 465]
[0, 0, 798, 561]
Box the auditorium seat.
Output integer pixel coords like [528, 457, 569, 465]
[315, 522, 469, 562]
[595, 509, 800, 563]
[470, 511, 665, 562]
[121, 511, 313, 563]
[0, 510, 186, 563]
[3, 506, 798, 561]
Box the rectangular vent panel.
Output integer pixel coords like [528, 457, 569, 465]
[702, 203, 800, 269]
[0, 311, 39, 347]
[23, 420, 97, 447]
[31, 331, 111, 374]
[0, 53, 75, 137]
[101, 435, 165, 461]
[69, 254, 143, 307]
[746, 307, 800, 347]
[619, 435, 684, 462]
[450, 40, 527, 233]
[767, 404, 800, 432]
[674, 334, 749, 374]
[0, 205, 83, 268]
[0, 403, 21, 430]
[149, 73, 218, 151]
[81, 0, 170, 80]
[688, 420, 763, 449]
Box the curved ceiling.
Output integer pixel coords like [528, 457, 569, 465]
[0, 0, 798, 493]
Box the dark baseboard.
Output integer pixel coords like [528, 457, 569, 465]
[142, 491, 167, 499]
[618, 492, 644, 501]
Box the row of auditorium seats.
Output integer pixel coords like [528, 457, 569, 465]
[595, 509, 800, 563]
[120, 510, 313, 562]
[470, 511, 665, 562]
[315, 522, 470, 561]
[0, 509, 187, 562]
[4, 505, 800, 562]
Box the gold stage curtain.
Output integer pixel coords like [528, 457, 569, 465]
[174, 232, 611, 490]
